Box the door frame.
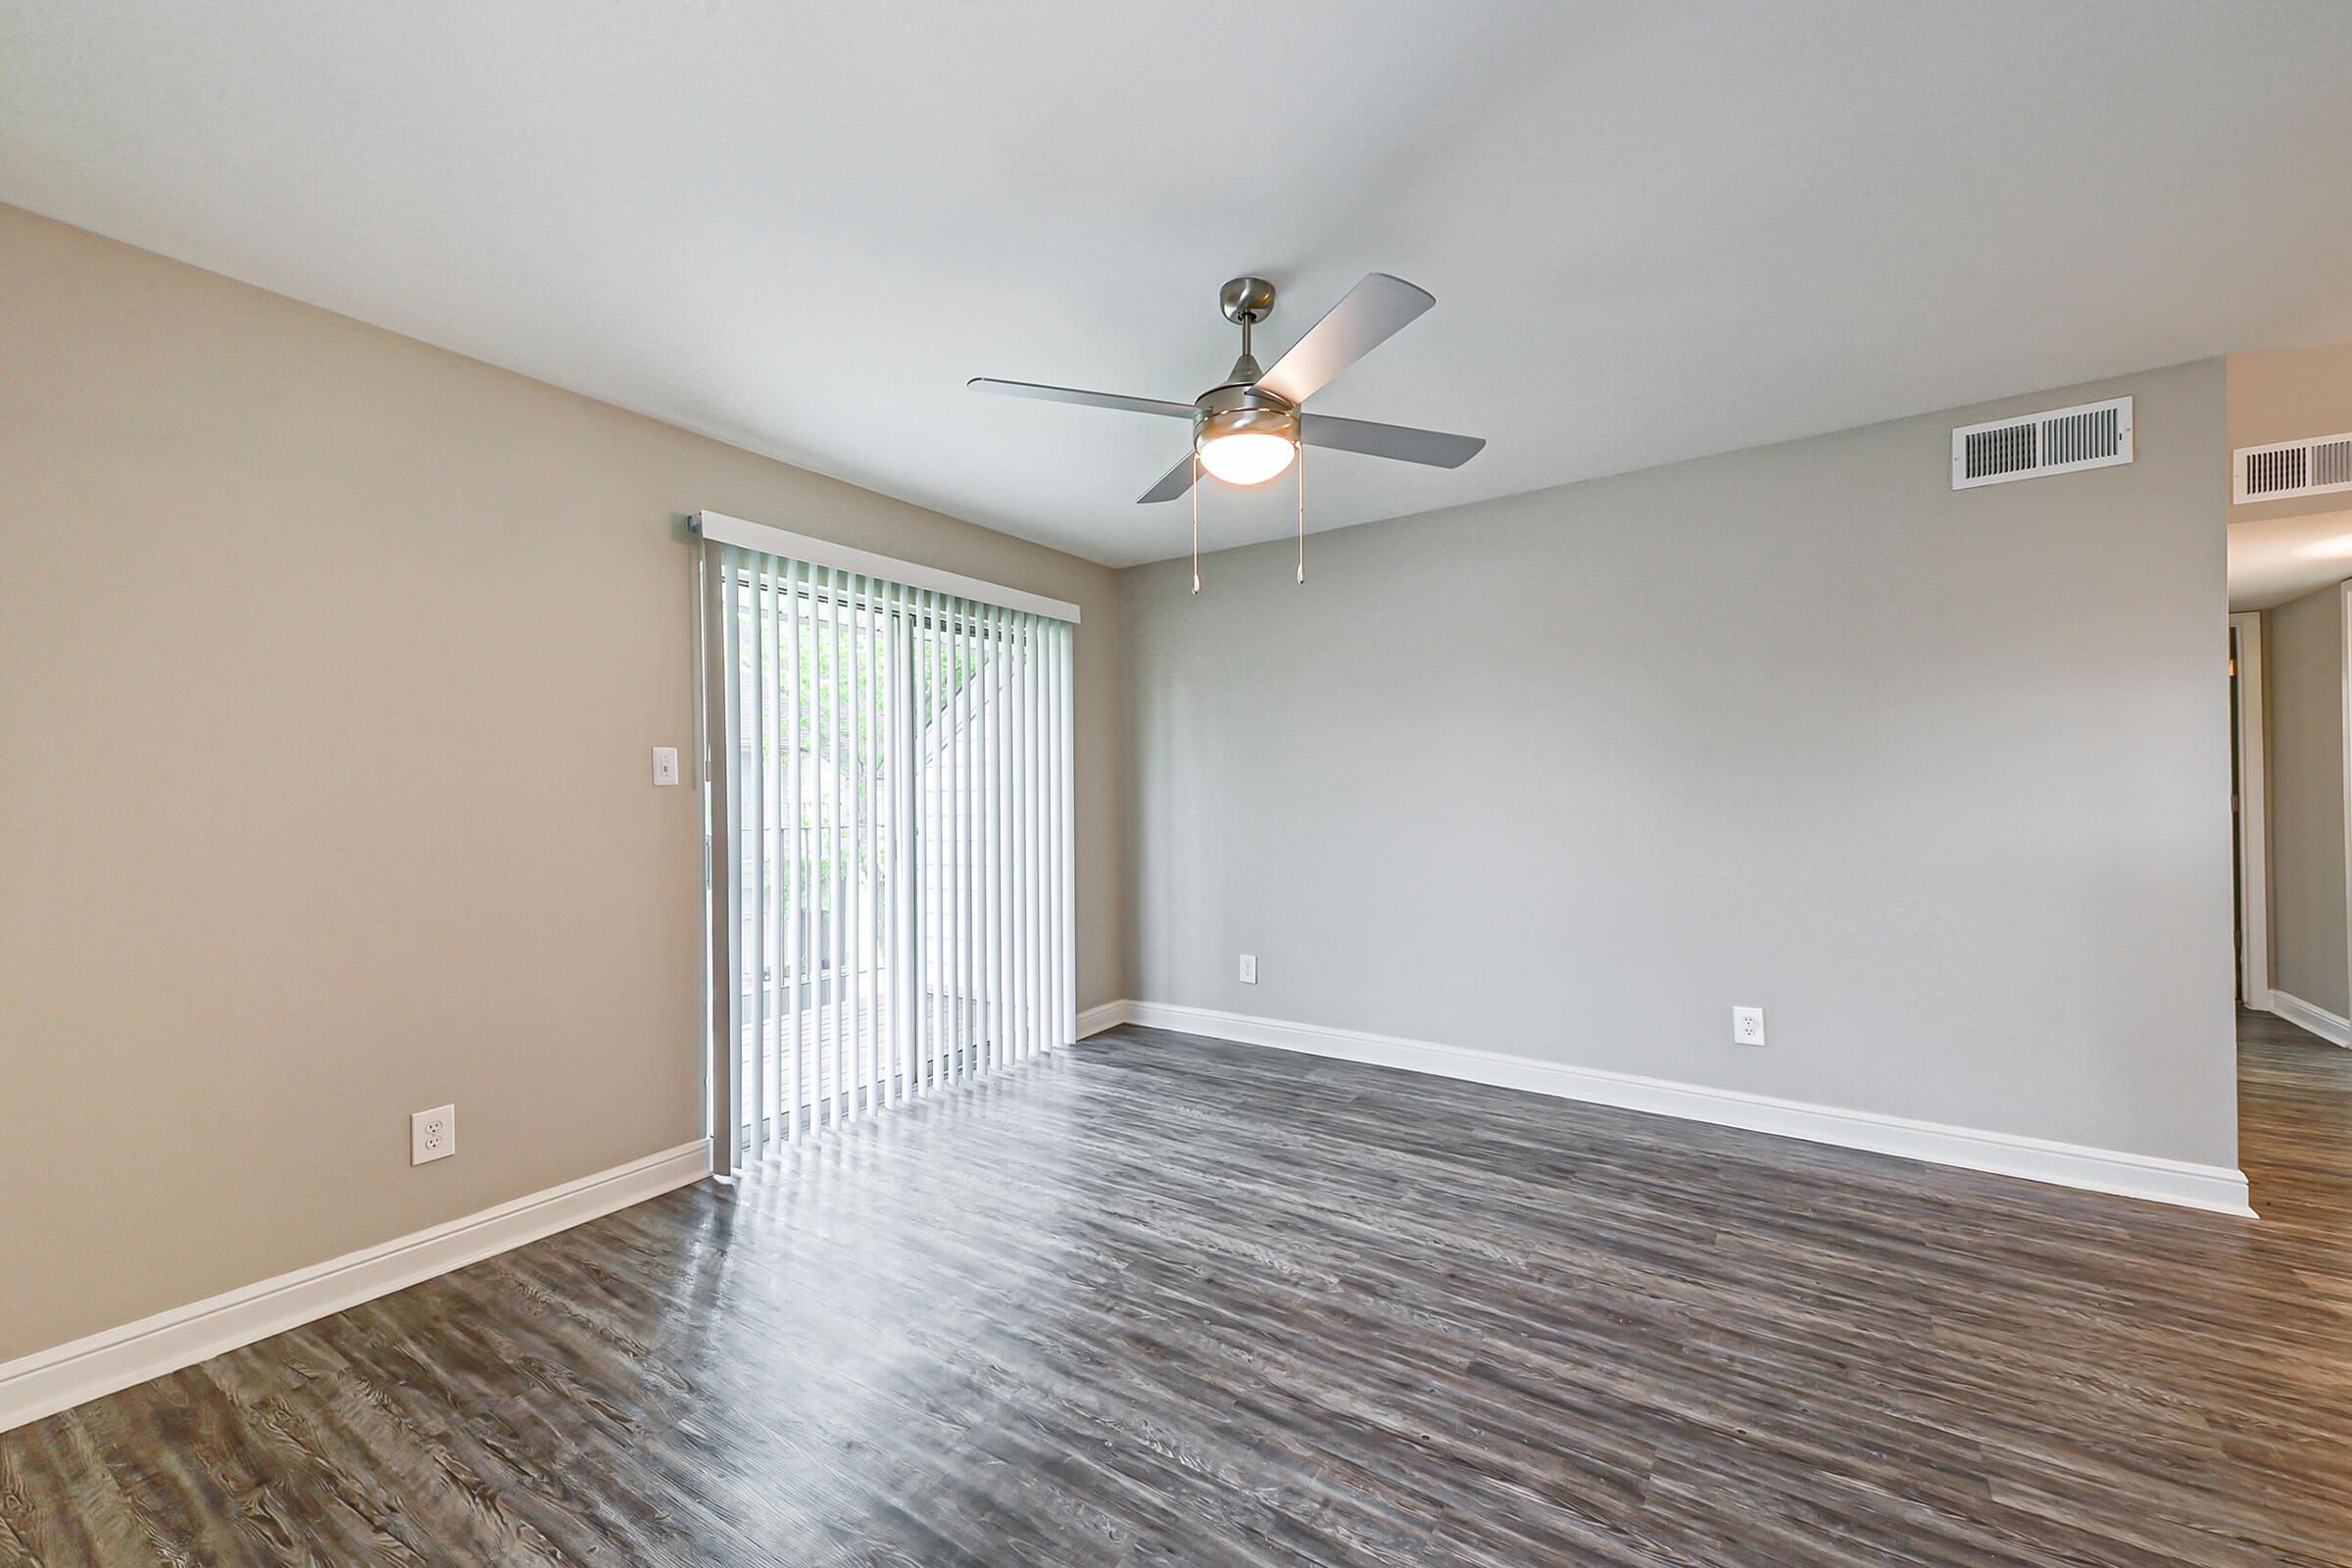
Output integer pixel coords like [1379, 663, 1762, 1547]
[2341, 580, 2352, 1032]
[2231, 611, 2272, 1011]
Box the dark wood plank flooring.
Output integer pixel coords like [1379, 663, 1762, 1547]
[7, 1011, 2352, 1565]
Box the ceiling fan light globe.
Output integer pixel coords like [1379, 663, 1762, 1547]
[1198, 430, 1298, 486]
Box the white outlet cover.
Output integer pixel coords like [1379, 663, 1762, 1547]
[652, 746, 681, 786]
[1239, 954, 1257, 984]
[412, 1104, 457, 1165]
[1733, 1006, 1766, 1047]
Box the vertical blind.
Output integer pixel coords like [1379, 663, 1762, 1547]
[703, 542, 1076, 1175]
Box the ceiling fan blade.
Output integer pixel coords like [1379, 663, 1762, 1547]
[1300, 412, 1485, 468]
[1254, 273, 1436, 407]
[1137, 453, 1198, 504]
[968, 378, 1195, 419]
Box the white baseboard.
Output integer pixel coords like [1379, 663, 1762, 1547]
[2270, 990, 2352, 1048]
[1076, 1000, 1126, 1039]
[1103, 1001, 2255, 1219]
[0, 1140, 711, 1434]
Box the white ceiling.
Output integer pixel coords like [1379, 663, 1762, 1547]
[2230, 510, 2352, 612]
[5, 2, 2351, 567]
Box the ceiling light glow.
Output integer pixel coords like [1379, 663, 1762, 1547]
[1198, 430, 1298, 486]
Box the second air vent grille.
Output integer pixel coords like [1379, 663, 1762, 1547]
[2235, 432, 2352, 505]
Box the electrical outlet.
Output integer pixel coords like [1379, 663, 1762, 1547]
[1732, 1006, 1766, 1047]
[412, 1104, 457, 1165]
[1239, 954, 1257, 984]
[652, 747, 681, 786]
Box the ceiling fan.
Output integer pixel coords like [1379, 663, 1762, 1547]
[970, 273, 1484, 582]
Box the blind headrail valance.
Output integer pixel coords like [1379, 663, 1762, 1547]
[692, 511, 1082, 624]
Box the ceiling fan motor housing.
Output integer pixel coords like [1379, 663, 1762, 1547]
[1193, 379, 1299, 454]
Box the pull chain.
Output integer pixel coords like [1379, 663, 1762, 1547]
[1191, 453, 1201, 595]
[1296, 434, 1306, 584]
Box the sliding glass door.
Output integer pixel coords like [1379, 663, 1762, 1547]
[705, 543, 1075, 1174]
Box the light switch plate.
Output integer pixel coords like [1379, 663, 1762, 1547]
[653, 747, 681, 786]
[412, 1104, 456, 1165]
[1239, 954, 1257, 984]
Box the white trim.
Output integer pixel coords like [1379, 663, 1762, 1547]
[692, 511, 1081, 624]
[2342, 581, 2352, 1039]
[2232, 612, 2272, 1011]
[0, 1141, 710, 1434]
[1109, 1000, 2255, 1218]
[2271, 989, 2352, 1048]
[1075, 1000, 1126, 1039]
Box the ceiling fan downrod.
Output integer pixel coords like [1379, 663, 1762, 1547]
[1218, 274, 1275, 385]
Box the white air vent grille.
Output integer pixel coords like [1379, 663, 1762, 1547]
[2234, 431, 2352, 505]
[1951, 397, 2133, 489]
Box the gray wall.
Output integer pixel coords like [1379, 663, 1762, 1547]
[1121, 359, 2237, 1168]
[2265, 581, 2348, 1018]
[0, 205, 1125, 1361]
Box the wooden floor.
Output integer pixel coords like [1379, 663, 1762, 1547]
[8, 1011, 2352, 1566]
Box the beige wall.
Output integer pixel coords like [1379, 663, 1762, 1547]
[0, 205, 1124, 1361]
[2264, 581, 2349, 1018]
[2229, 344, 2352, 525]
[1121, 359, 2239, 1168]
